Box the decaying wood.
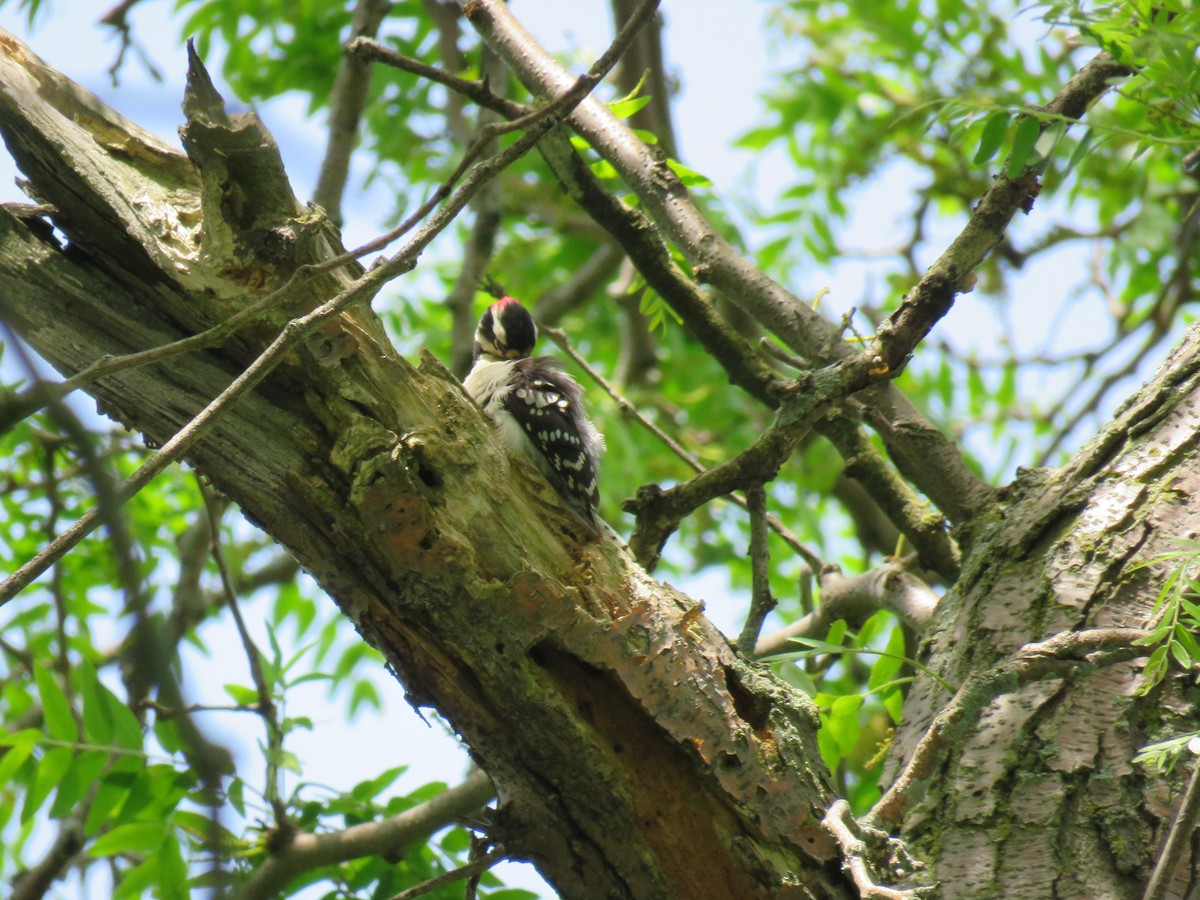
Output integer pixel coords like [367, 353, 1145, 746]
[0, 30, 848, 899]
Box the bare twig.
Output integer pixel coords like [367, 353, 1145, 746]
[622, 375, 834, 571]
[0, 323, 142, 607]
[540, 322, 822, 570]
[536, 241, 625, 325]
[755, 561, 939, 658]
[445, 49, 508, 379]
[232, 770, 495, 900]
[388, 845, 507, 900]
[609, 0, 678, 159]
[1143, 741, 1200, 900]
[349, 37, 527, 120]
[823, 800, 924, 899]
[422, 0, 469, 141]
[737, 485, 776, 654]
[1035, 320, 1168, 465]
[98, 0, 162, 85]
[201, 485, 284, 822]
[10, 817, 85, 900]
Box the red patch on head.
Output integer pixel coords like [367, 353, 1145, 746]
[492, 295, 524, 311]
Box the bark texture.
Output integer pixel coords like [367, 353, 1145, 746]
[0, 31, 849, 900]
[885, 329, 1200, 899]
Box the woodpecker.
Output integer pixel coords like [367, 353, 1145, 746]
[463, 293, 603, 522]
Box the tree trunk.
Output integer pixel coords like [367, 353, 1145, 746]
[882, 330, 1200, 898]
[0, 31, 847, 899]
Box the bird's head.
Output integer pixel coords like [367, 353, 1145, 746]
[474, 295, 537, 361]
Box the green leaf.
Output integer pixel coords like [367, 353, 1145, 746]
[158, 833, 189, 900]
[223, 683, 259, 706]
[35, 666, 77, 743]
[867, 629, 905, 691]
[881, 686, 904, 723]
[22, 745, 73, 824]
[666, 158, 713, 188]
[1064, 127, 1095, 177]
[0, 729, 39, 788]
[80, 661, 114, 745]
[734, 125, 779, 150]
[84, 758, 142, 836]
[830, 694, 864, 718]
[227, 776, 246, 817]
[608, 95, 651, 119]
[1006, 115, 1041, 178]
[973, 111, 1010, 164]
[1170, 639, 1192, 669]
[78, 662, 143, 751]
[349, 678, 382, 717]
[590, 158, 618, 180]
[824, 701, 861, 755]
[50, 749, 109, 819]
[352, 764, 408, 801]
[825, 620, 848, 647]
[88, 820, 166, 857]
[1138, 644, 1170, 695]
[111, 856, 160, 900]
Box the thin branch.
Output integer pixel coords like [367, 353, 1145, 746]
[349, 37, 528, 120]
[388, 845, 507, 900]
[1035, 319, 1168, 465]
[232, 770, 495, 900]
[865, 628, 1147, 832]
[737, 485, 776, 654]
[445, 47, 508, 379]
[0, 324, 143, 606]
[201, 485, 283, 821]
[868, 53, 1134, 377]
[754, 561, 939, 658]
[536, 241, 625, 325]
[139, 699, 264, 718]
[312, 0, 393, 225]
[822, 414, 960, 582]
[823, 800, 924, 900]
[422, 0, 470, 142]
[622, 375, 834, 571]
[609, 0, 678, 159]
[1143, 743, 1200, 900]
[447, 204, 502, 379]
[614, 275, 658, 388]
[540, 323, 822, 571]
[10, 817, 84, 900]
[98, 0, 162, 85]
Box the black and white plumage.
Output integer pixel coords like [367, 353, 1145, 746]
[463, 295, 603, 521]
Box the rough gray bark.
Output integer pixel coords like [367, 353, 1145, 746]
[0, 30, 849, 900]
[881, 327, 1200, 898]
